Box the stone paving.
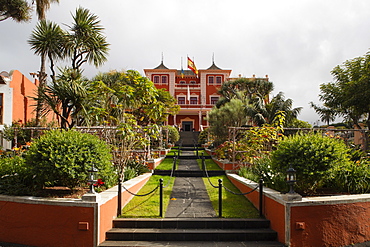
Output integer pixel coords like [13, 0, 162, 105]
[165, 150, 216, 218]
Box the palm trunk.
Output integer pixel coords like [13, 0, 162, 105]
[35, 53, 47, 126]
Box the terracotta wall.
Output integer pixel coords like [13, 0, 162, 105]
[0, 173, 152, 247]
[290, 202, 370, 247]
[0, 199, 95, 247]
[9, 70, 38, 123]
[8, 70, 56, 125]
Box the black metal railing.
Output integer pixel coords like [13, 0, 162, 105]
[117, 156, 177, 217]
[203, 155, 263, 217]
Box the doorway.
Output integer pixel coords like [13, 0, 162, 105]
[182, 121, 193, 131]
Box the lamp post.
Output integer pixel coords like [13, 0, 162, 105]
[286, 165, 296, 194]
[88, 165, 98, 194]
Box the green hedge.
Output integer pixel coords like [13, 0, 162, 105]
[25, 129, 117, 189]
[270, 132, 352, 193]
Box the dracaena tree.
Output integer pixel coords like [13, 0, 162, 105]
[0, 0, 32, 22]
[66, 7, 109, 71]
[28, 19, 66, 81]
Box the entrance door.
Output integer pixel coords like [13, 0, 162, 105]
[182, 121, 193, 131]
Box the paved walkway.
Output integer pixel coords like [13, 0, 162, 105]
[165, 150, 216, 218]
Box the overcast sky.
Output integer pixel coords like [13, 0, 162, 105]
[1, 0, 370, 125]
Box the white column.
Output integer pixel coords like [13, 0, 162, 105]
[198, 111, 202, 131]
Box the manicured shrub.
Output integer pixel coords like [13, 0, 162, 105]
[270, 132, 352, 193]
[25, 129, 117, 189]
[198, 129, 209, 145]
[166, 125, 180, 144]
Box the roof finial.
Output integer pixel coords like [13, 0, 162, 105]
[161, 52, 164, 63]
[212, 52, 215, 64]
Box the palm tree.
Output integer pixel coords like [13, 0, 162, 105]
[0, 0, 31, 22]
[66, 7, 109, 71]
[28, 20, 66, 81]
[310, 102, 336, 125]
[265, 92, 302, 126]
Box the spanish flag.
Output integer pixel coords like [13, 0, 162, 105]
[187, 57, 198, 75]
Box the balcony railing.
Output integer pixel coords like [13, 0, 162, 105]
[178, 104, 215, 109]
[175, 84, 200, 89]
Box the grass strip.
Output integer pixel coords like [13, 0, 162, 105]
[203, 175, 261, 218]
[196, 158, 223, 171]
[120, 175, 175, 218]
[155, 158, 178, 170]
[166, 148, 180, 156]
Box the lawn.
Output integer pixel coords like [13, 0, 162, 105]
[120, 175, 175, 218]
[203, 175, 261, 218]
[166, 148, 180, 156]
[155, 158, 178, 170]
[197, 158, 222, 170]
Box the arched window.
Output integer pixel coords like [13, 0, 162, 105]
[153, 76, 160, 84]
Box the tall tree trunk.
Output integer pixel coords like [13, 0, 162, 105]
[35, 53, 47, 126]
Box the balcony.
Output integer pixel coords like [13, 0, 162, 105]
[178, 104, 215, 109]
[175, 84, 200, 89]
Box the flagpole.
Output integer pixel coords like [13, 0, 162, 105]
[187, 84, 190, 104]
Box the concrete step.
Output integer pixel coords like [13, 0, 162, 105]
[99, 240, 285, 247]
[112, 218, 271, 229]
[104, 228, 278, 242]
[100, 218, 279, 244]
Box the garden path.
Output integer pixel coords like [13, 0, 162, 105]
[165, 150, 216, 218]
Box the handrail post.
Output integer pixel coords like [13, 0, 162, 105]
[259, 178, 263, 217]
[218, 179, 223, 218]
[159, 178, 164, 217]
[173, 157, 176, 171]
[202, 155, 205, 171]
[117, 177, 122, 217]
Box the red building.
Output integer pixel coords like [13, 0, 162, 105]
[144, 61, 231, 132]
[144, 60, 269, 131]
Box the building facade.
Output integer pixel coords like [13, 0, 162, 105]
[144, 61, 232, 132]
[145, 60, 270, 132]
[0, 70, 40, 128]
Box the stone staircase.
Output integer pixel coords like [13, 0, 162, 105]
[99, 218, 282, 246]
[99, 140, 284, 247]
[177, 131, 200, 147]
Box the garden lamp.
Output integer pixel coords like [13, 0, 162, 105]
[286, 165, 297, 194]
[88, 165, 98, 194]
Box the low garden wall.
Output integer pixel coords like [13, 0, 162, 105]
[227, 173, 370, 247]
[146, 157, 165, 170]
[213, 158, 240, 171]
[0, 173, 151, 247]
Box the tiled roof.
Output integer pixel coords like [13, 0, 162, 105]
[154, 62, 169, 69]
[207, 62, 221, 70]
